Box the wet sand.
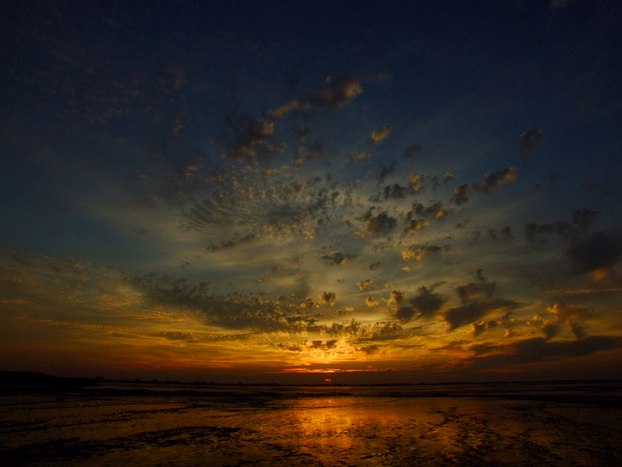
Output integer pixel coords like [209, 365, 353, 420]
[1, 381, 621, 466]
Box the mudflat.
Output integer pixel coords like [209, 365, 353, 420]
[1, 381, 621, 466]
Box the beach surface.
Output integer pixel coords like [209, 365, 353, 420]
[2, 381, 621, 466]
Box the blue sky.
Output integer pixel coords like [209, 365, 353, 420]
[1, 0, 622, 383]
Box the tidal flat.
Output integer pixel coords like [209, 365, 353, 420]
[1, 381, 621, 466]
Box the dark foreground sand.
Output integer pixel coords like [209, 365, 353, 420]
[1, 381, 621, 466]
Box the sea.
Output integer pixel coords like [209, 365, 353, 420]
[2, 380, 621, 466]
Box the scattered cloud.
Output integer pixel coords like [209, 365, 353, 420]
[403, 143, 423, 158]
[276, 339, 339, 353]
[377, 160, 399, 184]
[500, 226, 513, 240]
[481, 167, 516, 192]
[453, 184, 474, 205]
[362, 210, 397, 235]
[206, 232, 258, 252]
[305, 74, 363, 109]
[357, 279, 373, 292]
[222, 117, 286, 164]
[565, 231, 622, 275]
[453, 168, 516, 204]
[462, 335, 622, 373]
[519, 126, 545, 154]
[524, 220, 577, 241]
[321, 252, 358, 265]
[357, 344, 381, 355]
[381, 183, 409, 200]
[131, 273, 307, 332]
[401, 245, 447, 261]
[350, 150, 371, 163]
[408, 173, 425, 193]
[571, 208, 600, 233]
[444, 298, 523, 331]
[545, 302, 592, 338]
[409, 285, 445, 320]
[472, 321, 487, 338]
[405, 218, 429, 233]
[410, 201, 450, 221]
[319, 291, 337, 306]
[389, 290, 406, 307]
[273, 74, 362, 117]
[456, 278, 497, 304]
[369, 126, 392, 145]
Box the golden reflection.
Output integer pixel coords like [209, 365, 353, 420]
[274, 396, 445, 453]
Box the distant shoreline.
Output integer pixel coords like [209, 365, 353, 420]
[2, 371, 621, 388]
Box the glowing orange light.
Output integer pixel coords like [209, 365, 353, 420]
[325, 378, 332, 382]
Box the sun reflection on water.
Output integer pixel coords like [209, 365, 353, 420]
[271, 396, 446, 454]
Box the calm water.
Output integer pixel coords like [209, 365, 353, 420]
[2, 381, 621, 466]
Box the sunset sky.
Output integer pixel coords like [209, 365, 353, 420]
[1, 0, 622, 384]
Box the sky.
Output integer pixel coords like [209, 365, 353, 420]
[1, 0, 622, 384]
